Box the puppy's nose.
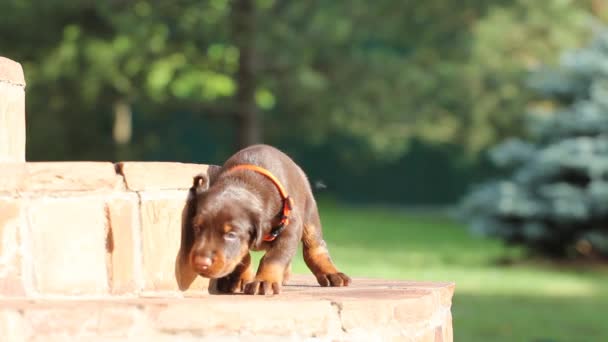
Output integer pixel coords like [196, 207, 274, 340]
[194, 256, 213, 270]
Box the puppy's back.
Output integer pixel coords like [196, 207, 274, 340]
[222, 144, 313, 197]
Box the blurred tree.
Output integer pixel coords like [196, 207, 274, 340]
[0, 0, 603, 165]
[461, 29, 608, 259]
[261, 0, 506, 161]
[232, 0, 259, 149]
[265, 0, 600, 161]
[462, 0, 592, 153]
[0, 0, 239, 159]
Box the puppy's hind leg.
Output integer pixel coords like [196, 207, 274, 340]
[302, 208, 351, 287]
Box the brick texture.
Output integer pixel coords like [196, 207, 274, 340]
[139, 190, 190, 291]
[0, 198, 26, 296]
[0, 310, 28, 341]
[0, 162, 217, 296]
[0, 57, 26, 162]
[117, 162, 218, 191]
[149, 299, 341, 336]
[442, 311, 454, 342]
[27, 196, 109, 295]
[106, 193, 142, 294]
[0, 277, 454, 341]
[0, 162, 122, 193]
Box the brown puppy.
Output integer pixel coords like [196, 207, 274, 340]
[187, 144, 350, 295]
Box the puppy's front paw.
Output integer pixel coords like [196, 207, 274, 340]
[213, 268, 254, 294]
[215, 275, 243, 294]
[315, 272, 351, 287]
[243, 279, 281, 295]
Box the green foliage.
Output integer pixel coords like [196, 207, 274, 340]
[462, 29, 608, 259]
[0, 0, 600, 163]
[462, 0, 593, 153]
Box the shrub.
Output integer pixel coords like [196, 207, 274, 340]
[461, 29, 608, 259]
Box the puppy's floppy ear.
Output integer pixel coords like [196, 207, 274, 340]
[192, 164, 221, 194]
[192, 173, 209, 195]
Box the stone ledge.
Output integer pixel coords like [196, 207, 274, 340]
[0, 162, 220, 193]
[0, 276, 454, 341]
[116, 162, 220, 191]
[0, 162, 122, 193]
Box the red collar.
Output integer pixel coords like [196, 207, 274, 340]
[226, 164, 293, 242]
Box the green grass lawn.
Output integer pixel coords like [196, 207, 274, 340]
[265, 200, 608, 342]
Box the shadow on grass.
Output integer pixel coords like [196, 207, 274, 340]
[453, 293, 608, 342]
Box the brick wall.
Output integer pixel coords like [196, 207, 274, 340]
[0, 57, 454, 341]
[0, 161, 214, 297]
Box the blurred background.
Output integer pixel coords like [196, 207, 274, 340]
[2, 0, 608, 340]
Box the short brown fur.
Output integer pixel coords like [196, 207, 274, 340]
[186, 144, 350, 295]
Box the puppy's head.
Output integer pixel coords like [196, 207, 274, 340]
[188, 178, 263, 279]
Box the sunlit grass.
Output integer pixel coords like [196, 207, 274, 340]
[261, 200, 608, 342]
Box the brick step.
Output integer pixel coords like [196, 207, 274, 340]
[1, 276, 454, 341]
[0, 161, 456, 341]
[0, 56, 454, 341]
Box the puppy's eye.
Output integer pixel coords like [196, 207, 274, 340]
[224, 231, 238, 240]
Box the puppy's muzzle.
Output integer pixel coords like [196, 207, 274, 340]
[193, 256, 212, 271]
[191, 249, 217, 275]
